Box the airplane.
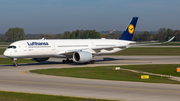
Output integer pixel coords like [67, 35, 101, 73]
[3, 17, 175, 66]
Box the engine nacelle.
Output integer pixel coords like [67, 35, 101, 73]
[73, 51, 92, 63]
[32, 57, 49, 62]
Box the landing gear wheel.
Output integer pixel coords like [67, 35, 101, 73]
[62, 58, 72, 64]
[62, 60, 66, 64]
[90, 60, 95, 64]
[65, 60, 69, 63]
[70, 60, 73, 63]
[13, 63, 17, 67]
[65, 58, 69, 63]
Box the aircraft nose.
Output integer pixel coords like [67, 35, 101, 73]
[3, 50, 10, 57]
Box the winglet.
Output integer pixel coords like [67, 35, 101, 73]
[163, 36, 175, 43]
[129, 36, 175, 47]
[167, 36, 175, 42]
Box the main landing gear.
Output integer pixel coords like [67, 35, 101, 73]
[62, 58, 95, 64]
[12, 58, 17, 67]
[62, 58, 73, 64]
[89, 60, 95, 64]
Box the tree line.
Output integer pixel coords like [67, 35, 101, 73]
[24, 29, 101, 39]
[3, 28, 101, 42]
[102, 28, 179, 41]
[1, 27, 180, 42]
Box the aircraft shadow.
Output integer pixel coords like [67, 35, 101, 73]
[0, 57, 126, 67]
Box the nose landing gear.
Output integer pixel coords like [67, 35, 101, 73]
[12, 58, 17, 67]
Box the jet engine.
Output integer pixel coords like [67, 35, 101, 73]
[73, 51, 93, 63]
[32, 57, 49, 62]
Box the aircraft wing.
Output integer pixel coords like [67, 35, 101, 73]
[91, 36, 175, 50]
[132, 36, 175, 46]
[59, 36, 175, 55]
[59, 45, 127, 55]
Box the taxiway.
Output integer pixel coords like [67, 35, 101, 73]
[0, 56, 180, 101]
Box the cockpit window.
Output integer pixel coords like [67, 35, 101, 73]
[7, 46, 16, 49]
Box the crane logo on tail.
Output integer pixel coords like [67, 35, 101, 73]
[128, 24, 134, 34]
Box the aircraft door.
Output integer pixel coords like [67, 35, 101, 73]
[117, 41, 121, 46]
[10, 50, 12, 56]
[51, 43, 55, 50]
[89, 42, 95, 48]
[23, 43, 27, 51]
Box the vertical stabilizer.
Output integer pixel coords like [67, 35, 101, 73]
[119, 17, 138, 41]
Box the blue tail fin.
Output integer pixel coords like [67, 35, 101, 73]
[119, 17, 138, 41]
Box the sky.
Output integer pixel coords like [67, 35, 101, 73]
[0, 0, 180, 34]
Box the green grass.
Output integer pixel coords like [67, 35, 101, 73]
[120, 64, 180, 77]
[0, 58, 35, 64]
[112, 47, 180, 55]
[0, 91, 114, 101]
[30, 65, 180, 84]
[0, 48, 6, 55]
[0, 42, 11, 45]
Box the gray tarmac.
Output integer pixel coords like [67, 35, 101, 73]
[0, 56, 180, 101]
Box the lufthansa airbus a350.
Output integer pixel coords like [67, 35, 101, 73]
[3, 17, 175, 66]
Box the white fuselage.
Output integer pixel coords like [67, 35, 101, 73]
[4, 38, 135, 58]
